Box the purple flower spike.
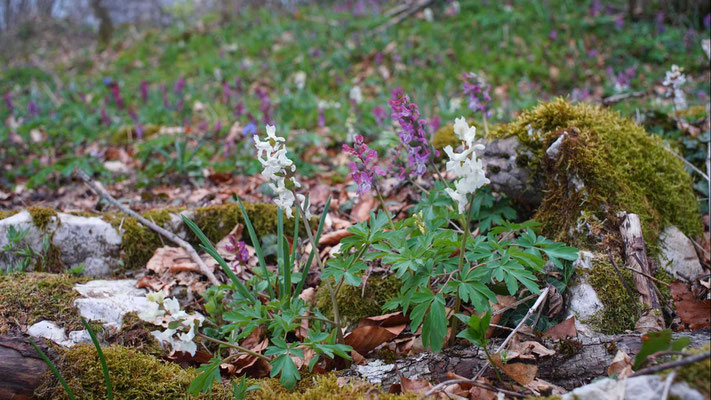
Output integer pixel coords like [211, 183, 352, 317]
[3, 92, 13, 115]
[174, 78, 186, 95]
[100, 108, 110, 125]
[109, 85, 124, 110]
[140, 80, 148, 102]
[318, 108, 326, 127]
[388, 88, 432, 178]
[343, 135, 385, 196]
[656, 12, 665, 34]
[27, 101, 39, 117]
[226, 235, 250, 270]
[372, 105, 386, 125]
[462, 72, 491, 115]
[256, 88, 273, 125]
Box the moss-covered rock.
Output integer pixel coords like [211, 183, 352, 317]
[249, 373, 417, 399]
[0, 272, 88, 334]
[28, 206, 58, 231]
[492, 99, 702, 250]
[583, 258, 639, 334]
[665, 345, 711, 397]
[316, 274, 402, 325]
[35, 345, 233, 400]
[0, 209, 20, 220]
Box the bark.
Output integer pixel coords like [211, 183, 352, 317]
[618, 212, 665, 331]
[0, 335, 55, 400]
[344, 331, 710, 390]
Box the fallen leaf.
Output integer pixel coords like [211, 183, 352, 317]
[358, 311, 409, 328]
[544, 316, 577, 339]
[309, 183, 332, 207]
[491, 353, 538, 385]
[671, 281, 711, 329]
[399, 375, 432, 394]
[487, 295, 516, 338]
[344, 325, 403, 355]
[351, 194, 376, 222]
[319, 229, 353, 246]
[607, 349, 633, 378]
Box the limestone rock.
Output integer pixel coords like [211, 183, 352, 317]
[563, 375, 705, 400]
[73, 279, 153, 329]
[0, 211, 54, 272]
[27, 320, 90, 347]
[481, 136, 544, 209]
[658, 225, 704, 280]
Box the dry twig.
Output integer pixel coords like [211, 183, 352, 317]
[75, 169, 220, 285]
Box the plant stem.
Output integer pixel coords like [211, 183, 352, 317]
[482, 346, 505, 386]
[448, 194, 476, 346]
[197, 333, 270, 361]
[374, 185, 395, 230]
[291, 190, 345, 344]
[482, 114, 490, 137]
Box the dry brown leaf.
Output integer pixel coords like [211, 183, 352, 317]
[607, 349, 633, 378]
[486, 295, 516, 338]
[309, 183, 332, 207]
[319, 229, 353, 246]
[543, 316, 577, 339]
[491, 353, 538, 386]
[671, 281, 711, 329]
[358, 311, 409, 328]
[351, 194, 376, 222]
[510, 340, 556, 359]
[399, 375, 432, 394]
[344, 325, 402, 355]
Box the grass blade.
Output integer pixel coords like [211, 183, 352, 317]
[295, 196, 330, 295]
[236, 197, 275, 298]
[277, 208, 285, 298]
[81, 317, 113, 400]
[28, 337, 77, 400]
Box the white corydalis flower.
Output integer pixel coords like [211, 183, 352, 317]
[253, 125, 311, 219]
[662, 65, 687, 111]
[144, 295, 204, 356]
[444, 117, 490, 214]
[349, 86, 363, 105]
[293, 71, 306, 90]
[702, 39, 710, 61]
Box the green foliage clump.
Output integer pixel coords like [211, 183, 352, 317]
[315, 274, 402, 325]
[0, 272, 88, 334]
[105, 208, 176, 271]
[28, 206, 58, 231]
[35, 345, 233, 400]
[584, 259, 639, 334]
[110, 124, 163, 145]
[494, 99, 702, 249]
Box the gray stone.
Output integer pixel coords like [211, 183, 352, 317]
[658, 225, 703, 280]
[568, 282, 604, 321]
[73, 279, 154, 329]
[562, 376, 625, 400]
[0, 211, 123, 276]
[482, 136, 544, 208]
[27, 320, 91, 347]
[563, 375, 706, 400]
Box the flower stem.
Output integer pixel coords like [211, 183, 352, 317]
[291, 190, 345, 344]
[374, 185, 395, 230]
[482, 346, 505, 385]
[448, 194, 476, 346]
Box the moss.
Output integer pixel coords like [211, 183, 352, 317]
[584, 258, 639, 334]
[248, 373, 418, 400]
[666, 345, 710, 397]
[105, 209, 176, 271]
[654, 268, 674, 304]
[432, 123, 461, 151]
[36, 345, 233, 400]
[492, 99, 702, 249]
[105, 312, 164, 356]
[0, 209, 20, 220]
[316, 274, 402, 325]
[0, 272, 88, 334]
[28, 206, 58, 231]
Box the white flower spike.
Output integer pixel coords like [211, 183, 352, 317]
[444, 118, 490, 213]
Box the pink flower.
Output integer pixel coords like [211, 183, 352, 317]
[343, 135, 385, 196]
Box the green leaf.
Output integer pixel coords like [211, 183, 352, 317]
[633, 329, 673, 370]
[81, 317, 113, 400]
[236, 197, 274, 298]
[189, 355, 222, 394]
[28, 338, 77, 400]
[422, 293, 447, 352]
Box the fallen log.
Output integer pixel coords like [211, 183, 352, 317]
[0, 335, 55, 400]
[344, 330, 710, 391]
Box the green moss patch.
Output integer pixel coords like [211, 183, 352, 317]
[666, 345, 711, 397]
[493, 99, 702, 249]
[28, 206, 58, 231]
[0, 272, 88, 334]
[0, 209, 20, 220]
[249, 373, 417, 400]
[584, 259, 639, 334]
[316, 274, 402, 325]
[36, 345, 233, 400]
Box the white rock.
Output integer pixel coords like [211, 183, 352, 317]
[28, 320, 72, 346]
[573, 251, 595, 270]
[73, 279, 153, 329]
[103, 160, 130, 174]
[562, 376, 625, 400]
[0, 211, 56, 272]
[68, 330, 93, 345]
[568, 282, 604, 321]
[658, 225, 703, 280]
[563, 375, 705, 400]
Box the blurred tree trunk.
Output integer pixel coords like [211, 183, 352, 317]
[90, 0, 112, 48]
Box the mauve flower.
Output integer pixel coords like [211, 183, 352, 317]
[318, 108, 325, 127]
[174, 78, 186, 94]
[372, 105, 387, 125]
[221, 81, 231, 104]
[3, 92, 13, 115]
[615, 14, 625, 29]
[462, 72, 491, 115]
[100, 108, 110, 125]
[214, 121, 223, 135]
[590, 0, 601, 17]
[255, 88, 273, 125]
[429, 115, 442, 132]
[549, 30, 558, 40]
[704, 13, 710, 29]
[225, 235, 250, 270]
[389, 88, 432, 177]
[140, 81, 148, 102]
[234, 101, 244, 118]
[343, 134, 385, 196]
[656, 12, 665, 34]
[27, 101, 39, 117]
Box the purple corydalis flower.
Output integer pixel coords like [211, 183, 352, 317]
[372, 105, 387, 125]
[225, 235, 249, 269]
[429, 115, 441, 132]
[615, 14, 625, 29]
[221, 81, 231, 104]
[549, 30, 558, 40]
[140, 81, 148, 102]
[608, 65, 638, 91]
[590, 0, 601, 17]
[214, 121, 223, 135]
[704, 14, 710, 29]
[656, 12, 665, 34]
[343, 134, 385, 196]
[255, 88, 273, 125]
[3, 92, 13, 115]
[318, 108, 326, 127]
[27, 101, 39, 117]
[100, 108, 110, 125]
[462, 72, 492, 115]
[234, 101, 244, 118]
[174, 78, 186, 95]
[109, 85, 124, 110]
[388, 88, 432, 177]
